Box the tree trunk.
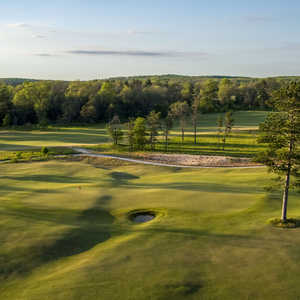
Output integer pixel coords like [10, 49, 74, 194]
[114, 128, 117, 145]
[181, 127, 184, 143]
[281, 135, 294, 222]
[222, 134, 226, 151]
[281, 167, 291, 222]
[165, 131, 168, 152]
[150, 132, 153, 150]
[194, 123, 197, 144]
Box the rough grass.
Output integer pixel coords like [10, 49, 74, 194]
[0, 147, 77, 162]
[1, 158, 300, 300]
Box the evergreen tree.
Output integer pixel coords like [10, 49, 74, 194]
[256, 81, 300, 222]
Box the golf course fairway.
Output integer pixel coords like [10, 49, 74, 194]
[0, 158, 299, 300]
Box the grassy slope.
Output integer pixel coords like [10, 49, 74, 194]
[1, 158, 299, 300]
[0, 111, 268, 157]
[0, 126, 108, 151]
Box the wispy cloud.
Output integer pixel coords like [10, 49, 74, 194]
[66, 49, 208, 58]
[67, 50, 169, 57]
[34, 53, 57, 57]
[32, 34, 46, 39]
[7, 22, 31, 28]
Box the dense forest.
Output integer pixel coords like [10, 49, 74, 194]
[0, 75, 297, 126]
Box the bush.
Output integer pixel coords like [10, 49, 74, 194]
[41, 147, 49, 156]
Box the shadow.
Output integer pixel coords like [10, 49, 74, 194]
[108, 172, 140, 187]
[0, 195, 114, 280]
[115, 181, 263, 195]
[109, 172, 140, 181]
[2, 174, 93, 184]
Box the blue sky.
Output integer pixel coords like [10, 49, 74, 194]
[1, 0, 300, 80]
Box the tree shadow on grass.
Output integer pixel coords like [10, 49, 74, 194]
[0, 195, 114, 280]
[2, 174, 93, 184]
[117, 181, 263, 195]
[108, 172, 140, 187]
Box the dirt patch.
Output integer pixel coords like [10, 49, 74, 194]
[133, 153, 259, 167]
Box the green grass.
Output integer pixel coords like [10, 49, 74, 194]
[0, 111, 268, 157]
[1, 158, 300, 300]
[0, 125, 108, 150]
[105, 130, 264, 157]
[0, 147, 77, 162]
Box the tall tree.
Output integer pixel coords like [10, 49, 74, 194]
[256, 82, 300, 222]
[162, 114, 173, 152]
[191, 96, 200, 144]
[218, 78, 236, 110]
[217, 114, 224, 149]
[169, 101, 190, 143]
[222, 111, 234, 150]
[199, 80, 219, 112]
[133, 117, 147, 150]
[127, 118, 135, 151]
[0, 84, 13, 125]
[107, 115, 123, 145]
[181, 82, 193, 105]
[146, 111, 161, 150]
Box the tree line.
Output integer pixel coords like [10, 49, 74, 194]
[0, 77, 283, 127]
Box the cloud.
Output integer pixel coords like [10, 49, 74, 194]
[32, 34, 46, 39]
[67, 50, 169, 57]
[66, 49, 208, 58]
[7, 23, 31, 28]
[34, 53, 57, 57]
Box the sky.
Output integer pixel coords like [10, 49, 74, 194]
[1, 0, 300, 80]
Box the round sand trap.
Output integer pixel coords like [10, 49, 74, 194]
[130, 211, 156, 223]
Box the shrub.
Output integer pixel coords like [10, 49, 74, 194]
[41, 147, 49, 156]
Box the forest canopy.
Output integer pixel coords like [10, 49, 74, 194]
[0, 75, 296, 126]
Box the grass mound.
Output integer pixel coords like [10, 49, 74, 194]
[269, 218, 300, 228]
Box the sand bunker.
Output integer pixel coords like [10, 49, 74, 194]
[130, 211, 156, 223]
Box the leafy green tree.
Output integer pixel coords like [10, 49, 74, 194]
[127, 118, 135, 151]
[0, 84, 13, 125]
[217, 115, 224, 149]
[107, 115, 123, 145]
[191, 96, 200, 144]
[147, 111, 161, 150]
[218, 78, 236, 110]
[162, 114, 173, 151]
[181, 82, 193, 104]
[169, 101, 190, 143]
[98, 81, 118, 120]
[41, 146, 49, 157]
[66, 80, 100, 123]
[80, 99, 97, 122]
[13, 83, 37, 124]
[133, 117, 147, 150]
[2, 113, 12, 126]
[256, 82, 300, 222]
[199, 80, 219, 112]
[222, 111, 234, 150]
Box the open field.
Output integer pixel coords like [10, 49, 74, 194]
[0, 158, 300, 300]
[0, 111, 269, 158]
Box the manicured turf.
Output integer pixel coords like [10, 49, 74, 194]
[0, 111, 268, 156]
[1, 158, 299, 300]
[0, 126, 108, 151]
